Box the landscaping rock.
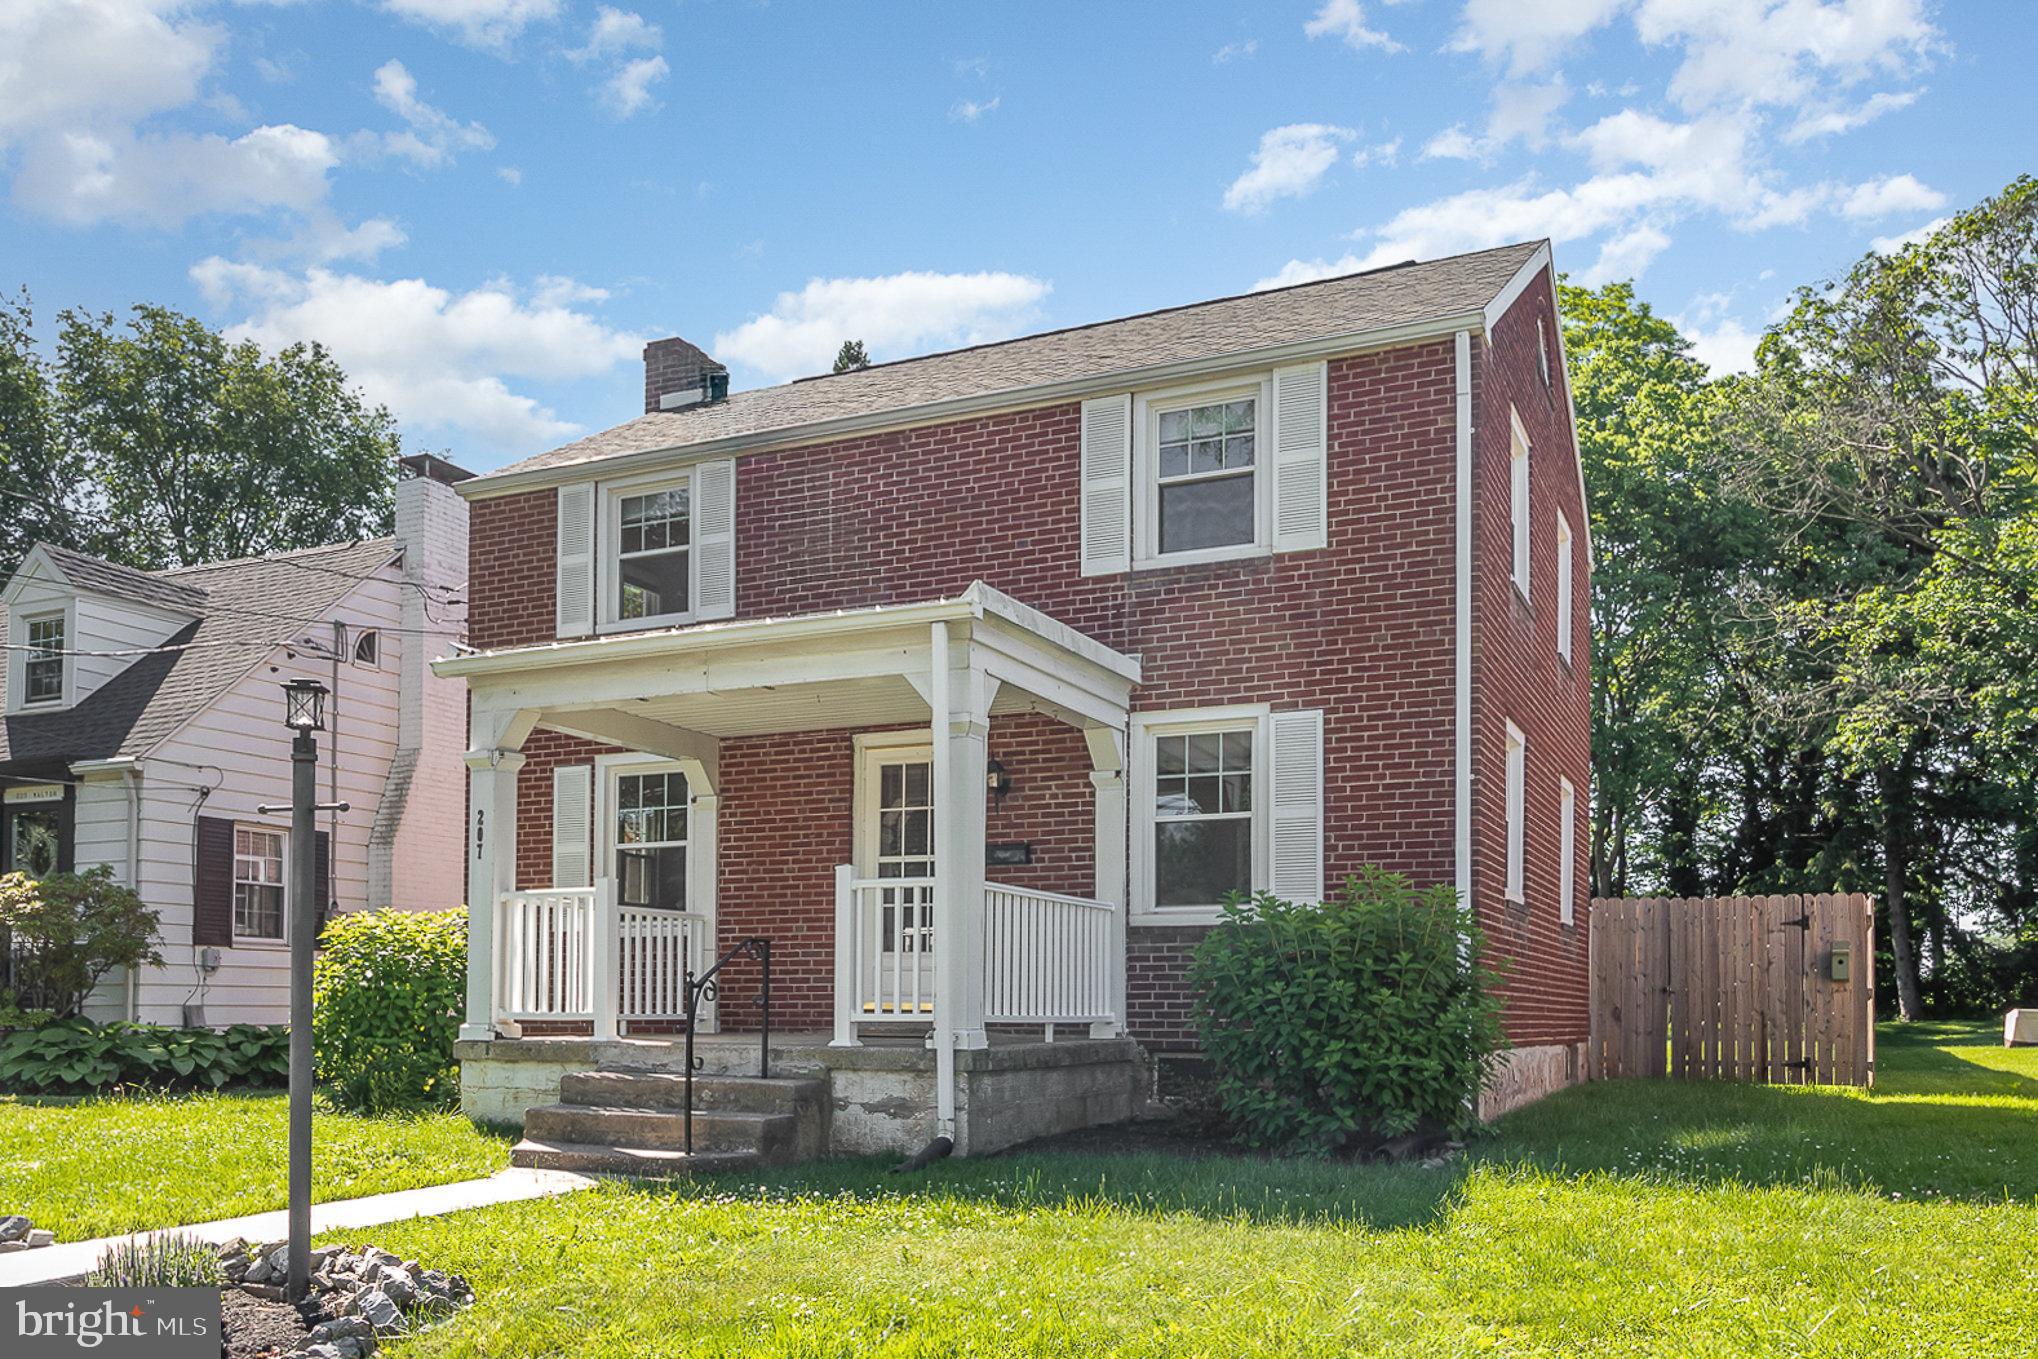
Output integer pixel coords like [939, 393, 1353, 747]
[25, 1229, 55, 1247]
[352, 1288, 406, 1335]
[0, 1241, 29, 1253]
[0, 1215, 30, 1243]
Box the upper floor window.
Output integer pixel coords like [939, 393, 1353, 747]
[23, 614, 64, 705]
[1555, 511, 1574, 663]
[234, 825, 286, 940]
[1509, 407, 1531, 598]
[617, 484, 691, 622]
[352, 630, 380, 667]
[1154, 394, 1258, 557]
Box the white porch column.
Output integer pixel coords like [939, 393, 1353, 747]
[688, 789, 721, 1034]
[930, 622, 992, 1057]
[590, 877, 619, 1041]
[830, 863, 859, 1047]
[1086, 725, 1129, 1039]
[461, 745, 527, 1042]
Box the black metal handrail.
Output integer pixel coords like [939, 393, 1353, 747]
[682, 936, 771, 1155]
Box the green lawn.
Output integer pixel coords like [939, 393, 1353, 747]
[0, 1092, 512, 1239]
[355, 1021, 2036, 1358]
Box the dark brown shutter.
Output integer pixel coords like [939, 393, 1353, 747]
[193, 816, 235, 946]
[314, 830, 332, 933]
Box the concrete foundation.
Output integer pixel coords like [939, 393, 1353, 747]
[1478, 1041, 1588, 1121]
[456, 1032, 1147, 1157]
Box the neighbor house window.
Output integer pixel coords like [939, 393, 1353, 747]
[1559, 776, 1577, 926]
[24, 615, 64, 705]
[1556, 510, 1573, 662]
[1510, 408, 1531, 597]
[4, 790, 63, 879]
[233, 827, 286, 940]
[1505, 721, 1526, 904]
[1150, 722, 1256, 910]
[615, 483, 691, 622]
[615, 768, 688, 911]
[352, 630, 379, 666]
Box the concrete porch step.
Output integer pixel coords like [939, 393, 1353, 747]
[522, 1104, 815, 1161]
[508, 1138, 757, 1177]
[561, 1070, 826, 1115]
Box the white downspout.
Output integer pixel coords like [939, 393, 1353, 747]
[123, 764, 142, 1021]
[928, 620, 956, 1139]
[1454, 330, 1474, 921]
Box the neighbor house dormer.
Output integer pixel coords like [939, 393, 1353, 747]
[2, 543, 207, 716]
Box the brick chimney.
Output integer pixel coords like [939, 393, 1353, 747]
[643, 336, 730, 413]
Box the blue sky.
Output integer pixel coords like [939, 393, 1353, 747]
[2, 1, 2030, 473]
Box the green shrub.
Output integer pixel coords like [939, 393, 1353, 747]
[314, 907, 466, 1113]
[0, 1019, 288, 1094]
[87, 1234, 223, 1289]
[1188, 868, 1508, 1152]
[0, 866, 161, 1018]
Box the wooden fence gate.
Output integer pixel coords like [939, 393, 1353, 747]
[1589, 893, 1876, 1086]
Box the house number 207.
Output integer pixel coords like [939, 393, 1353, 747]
[474, 809, 484, 859]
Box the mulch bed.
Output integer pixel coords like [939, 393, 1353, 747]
[219, 1290, 335, 1359]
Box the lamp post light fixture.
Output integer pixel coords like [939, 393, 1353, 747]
[283, 676, 328, 732]
[279, 677, 329, 1304]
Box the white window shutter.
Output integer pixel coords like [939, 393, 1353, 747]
[1268, 709, 1324, 904]
[694, 458, 737, 620]
[1271, 362, 1328, 553]
[551, 764, 592, 888]
[1079, 394, 1131, 576]
[555, 481, 597, 637]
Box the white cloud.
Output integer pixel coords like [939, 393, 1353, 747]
[1840, 172, 1946, 219]
[1253, 254, 1371, 291]
[378, 0, 561, 51]
[496, 165, 523, 186]
[12, 122, 339, 227]
[1784, 87, 1920, 142]
[1450, 0, 1625, 74]
[950, 96, 1001, 123]
[1423, 80, 1570, 161]
[1421, 126, 1481, 161]
[1213, 39, 1259, 64]
[1350, 137, 1401, 169]
[1304, 0, 1403, 53]
[568, 5, 661, 61]
[371, 59, 494, 165]
[531, 275, 609, 307]
[1634, 0, 1939, 113]
[1577, 222, 1672, 284]
[1223, 123, 1354, 214]
[0, 0, 221, 148]
[1678, 312, 1764, 375]
[599, 55, 668, 118]
[193, 259, 643, 451]
[713, 271, 1052, 384]
[1870, 215, 1947, 254]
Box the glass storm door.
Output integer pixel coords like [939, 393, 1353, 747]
[857, 745, 936, 1012]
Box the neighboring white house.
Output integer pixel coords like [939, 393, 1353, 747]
[0, 457, 471, 1026]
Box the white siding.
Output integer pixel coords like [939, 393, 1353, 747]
[70, 594, 192, 705]
[73, 776, 134, 1023]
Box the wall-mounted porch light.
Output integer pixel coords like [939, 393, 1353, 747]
[986, 758, 1012, 808]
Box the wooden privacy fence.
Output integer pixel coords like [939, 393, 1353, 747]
[1590, 893, 1877, 1087]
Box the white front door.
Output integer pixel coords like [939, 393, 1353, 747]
[854, 740, 936, 1015]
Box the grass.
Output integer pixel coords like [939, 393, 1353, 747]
[0, 1091, 513, 1239]
[350, 1020, 2037, 1358]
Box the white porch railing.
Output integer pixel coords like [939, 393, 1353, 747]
[831, 866, 1120, 1045]
[982, 883, 1116, 1028]
[495, 883, 710, 1034]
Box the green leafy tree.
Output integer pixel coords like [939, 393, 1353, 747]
[0, 292, 96, 571]
[0, 867, 162, 1019]
[832, 339, 870, 373]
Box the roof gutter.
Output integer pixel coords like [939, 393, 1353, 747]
[459, 310, 1490, 501]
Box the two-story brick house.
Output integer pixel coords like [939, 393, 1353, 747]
[443, 240, 1591, 1168]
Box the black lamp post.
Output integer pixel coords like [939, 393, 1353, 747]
[281, 678, 326, 1305]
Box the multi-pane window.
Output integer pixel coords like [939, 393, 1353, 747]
[616, 770, 688, 910]
[1559, 776, 1577, 926]
[1556, 511, 1574, 662]
[24, 615, 63, 704]
[1152, 728, 1254, 908]
[1505, 722, 1526, 904]
[1156, 397, 1256, 554]
[875, 759, 934, 879]
[233, 827, 285, 939]
[1510, 411, 1531, 596]
[616, 486, 690, 621]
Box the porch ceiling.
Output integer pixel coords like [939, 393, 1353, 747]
[607, 673, 1059, 740]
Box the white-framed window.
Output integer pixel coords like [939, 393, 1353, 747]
[1132, 705, 1267, 922]
[1134, 377, 1271, 567]
[602, 471, 695, 629]
[352, 630, 380, 667]
[23, 613, 65, 706]
[1559, 775, 1577, 926]
[233, 825, 286, 940]
[1555, 510, 1573, 663]
[1504, 721, 1526, 904]
[1509, 406, 1531, 598]
[612, 764, 690, 911]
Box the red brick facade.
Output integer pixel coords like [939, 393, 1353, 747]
[468, 265, 1589, 1053]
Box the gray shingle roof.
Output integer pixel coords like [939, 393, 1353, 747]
[0, 538, 401, 768]
[38, 543, 209, 612]
[487, 241, 1544, 481]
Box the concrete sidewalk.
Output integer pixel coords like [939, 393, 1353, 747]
[0, 1167, 593, 1287]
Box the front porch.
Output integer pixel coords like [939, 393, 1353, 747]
[438, 583, 1145, 1156]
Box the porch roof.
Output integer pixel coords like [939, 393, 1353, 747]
[441, 583, 1141, 744]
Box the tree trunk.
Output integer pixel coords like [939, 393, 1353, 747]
[1879, 763, 1924, 1021]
